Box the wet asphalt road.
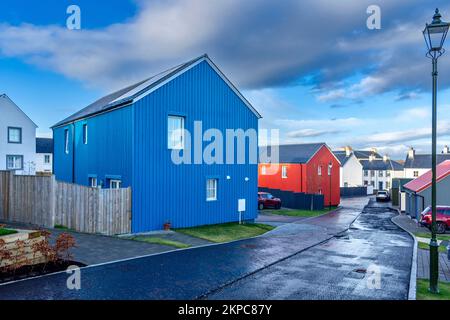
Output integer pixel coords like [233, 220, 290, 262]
[0, 198, 413, 300]
[206, 200, 413, 300]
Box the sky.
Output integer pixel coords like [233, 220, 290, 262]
[1, 0, 450, 160]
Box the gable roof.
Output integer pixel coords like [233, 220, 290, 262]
[260, 143, 332, 164]
[404, 160, 450, 193]
[360, 159, 403, 171]
[353, 150, 382, 160]
[333, 151, 352, 166]
[53, 54, 261, 128]
[404, 154, 450, 169]
[0, 94, 38, 127]
[36, 138, 53, 153]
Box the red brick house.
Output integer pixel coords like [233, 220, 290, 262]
[259, 143, 341, 206]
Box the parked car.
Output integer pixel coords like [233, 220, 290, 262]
[258, 192, 281, 210]
[419, 206, 450, 234]
[376, 190, 390, 202]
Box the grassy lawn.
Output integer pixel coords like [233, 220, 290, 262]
[265, 206, 338, 218]
[415, 232, 450, 242]
[129, 236, 190, 249]
[417, 279, 450, 300]
[0, 228, 18, 236]
[176, 223, 275, 243]
[418, 241, 448, 253]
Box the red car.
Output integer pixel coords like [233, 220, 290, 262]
[419, 206, 450, 234]
[258, 192, 281, 210]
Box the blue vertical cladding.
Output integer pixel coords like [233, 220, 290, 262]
[53, 107, 133, 188]
[53, 125, 73, 182]
[132, 61, 258, 232]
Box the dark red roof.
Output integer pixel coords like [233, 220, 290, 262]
[404, 160, 450, 193]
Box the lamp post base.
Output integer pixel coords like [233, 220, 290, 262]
[429, 239, 440, 294]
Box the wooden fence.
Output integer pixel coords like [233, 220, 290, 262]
[0, 171, 132, 235]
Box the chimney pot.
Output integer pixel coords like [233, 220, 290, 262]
[408, 147, 415, 159]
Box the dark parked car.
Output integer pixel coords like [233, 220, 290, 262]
[258, 192, 281, 210]
[419, 206, 450, 234]
[376, 190, 390, 202]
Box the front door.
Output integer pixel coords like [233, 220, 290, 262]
[378, 181, 383, 190]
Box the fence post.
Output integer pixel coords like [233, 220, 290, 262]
[7, 171, 13, 221]
[48, 175, 56, 228]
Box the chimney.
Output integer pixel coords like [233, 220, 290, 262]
[369, 154, 374, 162]
[408, 147, 415, 159]
[344, 146, 352, 157]
[383, 154, 389, 162]
[443, 145, 450, 154]
[370, 147, 378, 154]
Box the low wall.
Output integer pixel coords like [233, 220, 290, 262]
[0, 230, 48, 268]
[259, 188, 324, 210]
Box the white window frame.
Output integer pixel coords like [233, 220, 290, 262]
[379, 170, 383, 177]
[44, 154, 51, 164]
[318, 166, 322, 176]
[413, 171, 419, 177]
[261, 166, 267, 175]
[8, 127, 22, 144]
[83, 124, 88, 145]
[89, 177, 98, 188]
[167, 115, 185, 150]
[6, 155, 23, 170]
[281, 166, 288, 179]
[64, 129, 69, 154]
[110, 179, 122, 189]
[206, 178, 218, 201]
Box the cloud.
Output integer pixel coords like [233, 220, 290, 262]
[286, 128, 345, 138]
[0, 0, 447, 95]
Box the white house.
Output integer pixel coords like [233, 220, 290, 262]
[333, 147, 363, 187]
[35, 138, 53, 174]
[361, 155, 404, 190]
[403, 146, 450, 179]
[0, 94, 37, 175]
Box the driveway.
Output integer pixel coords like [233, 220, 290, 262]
[0, 197, 413, 300]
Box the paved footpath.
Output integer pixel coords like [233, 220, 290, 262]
[0, 197, 412, 300]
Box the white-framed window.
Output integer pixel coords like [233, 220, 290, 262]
[328, 165, 331, 176]
[64, 129, 69, 154]
[364, 170, 368, 177]
[83, 124, 88, 145]
[281, 166, 288, 179]
[370, 170, 375, 177]
[318, 166, 322, 176]
[413, 171, 419, 177]
[110, 179, 121, 189]
[379, 171, 383, 177]
[6, 155, 23, 170]
[44, 155, 51, 164]
[168, 115, 184, 149]
[8, 127, 22, 144]
[206, 178, 218, 201]
[386, 171, 391, 177]
[261, 166, 267, 175]
[89, 177, 98, 188]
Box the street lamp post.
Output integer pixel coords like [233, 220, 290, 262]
[423, 8, 450, 294]
[328, 162, 333, 210]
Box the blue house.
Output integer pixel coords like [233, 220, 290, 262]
[52, 55, 261, 233]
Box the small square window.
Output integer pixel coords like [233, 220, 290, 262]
[110, 179, 121, 189]
[206, 179, 218, 201]
[281, 166, 288, 179]
[8, 127, 22, 144]
[89, 177, 98, 188]
[6, 155, 23, 170]
[44, 155, 51, 164]
[261, 166, 267, 175]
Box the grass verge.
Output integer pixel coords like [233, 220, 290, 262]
[417, 279, 450, 300]
[265, 206, 338, 218]
[130, 236, 190, 249]
[415, 232, 450, 242]
[176, 223, 275, 243]
[418, 241, 448, 253]
[0, 228, 18, 236]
